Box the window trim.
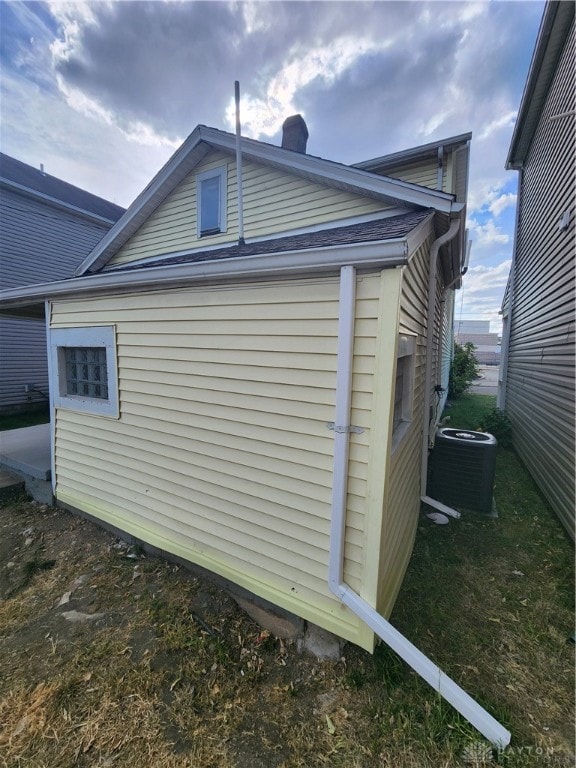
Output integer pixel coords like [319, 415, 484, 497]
[392, 334, 416, 451]
[49, 326, 119, 418]
[196, 166, 227, 237]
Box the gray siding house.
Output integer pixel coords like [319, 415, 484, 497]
[0, 154, 124, 412]
[498, 1, 575, 539]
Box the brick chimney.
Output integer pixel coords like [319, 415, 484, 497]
[281, 114, 309, 153]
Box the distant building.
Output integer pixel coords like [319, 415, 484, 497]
[0, 154, 124, 412]
[455, 320, 500, 365]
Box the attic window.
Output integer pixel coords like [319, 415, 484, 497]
[197, 166, 227, 237]
[49, 326, 119, 418]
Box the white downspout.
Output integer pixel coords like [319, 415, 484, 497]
[420, 219, 463, 518]
[328, 264, 511, 748]
[45, 299, 56, 497]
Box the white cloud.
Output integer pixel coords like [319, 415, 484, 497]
[468, 217, 510, 248]
[478, 110, 517, 141]
[224, 36, 390, 138]
[464, 260, 512, 294]
[457, 259, 512, 333]
[489, 192, 517, 218]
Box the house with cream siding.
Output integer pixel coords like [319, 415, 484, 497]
[0, 154, 124, 412]
[2, 122, 516, 745]
[499, 0, 575, 540]
[1, 122, 471, 651]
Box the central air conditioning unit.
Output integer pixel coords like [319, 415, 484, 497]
[428, 427, 497, 514]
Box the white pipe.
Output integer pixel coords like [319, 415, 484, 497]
[328, 265, 356, 595]
[45, 300, 56, 496]
[234, 81, 245, 246]
[328, 264, 510, 748]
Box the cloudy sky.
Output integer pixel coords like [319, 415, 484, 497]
[1, 0, 545, 332]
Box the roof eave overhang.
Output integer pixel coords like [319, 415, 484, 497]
[77, 127, 456, 276]
[506, 1, 574, 169]
[2, 231, 435, 317]
[353, 132, 472, 172]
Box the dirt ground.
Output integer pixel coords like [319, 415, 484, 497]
[1, 492, 574, 768]
[0, 496, 388, 768]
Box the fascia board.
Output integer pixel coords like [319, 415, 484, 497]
[202, 127, 456, 212]
[1, 238, 409, 309]
[353, 132, 472, 171]
[507, 1, 574, 169]
[405, 212, 435, 255]
[0, 178, 119, 226]
[76, 129, 210, 276]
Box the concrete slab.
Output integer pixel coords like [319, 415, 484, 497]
[0, 424, 51, 480]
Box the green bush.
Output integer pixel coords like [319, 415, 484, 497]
[479, 407, 513, 447]
[448, 342, 479, 398]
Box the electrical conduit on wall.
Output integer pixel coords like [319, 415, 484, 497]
[329, 265, 511, 748]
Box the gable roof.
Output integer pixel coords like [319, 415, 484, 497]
[76, 125, 461, 276]
[0, 153, 125, 224]
[507, 1, 575, 169]
[353, 132, 472, 174]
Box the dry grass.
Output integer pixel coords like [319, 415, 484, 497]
[0, 426, 573, 767]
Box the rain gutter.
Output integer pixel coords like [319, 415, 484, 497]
[329, 265, 511, 748]
[0, 239, 409, 313]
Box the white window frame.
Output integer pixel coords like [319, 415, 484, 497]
[392, 334, 416, 451]
[49, 326, 119, 418]
[196, 166, 227, 237]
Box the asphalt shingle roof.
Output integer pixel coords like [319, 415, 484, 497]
[113, 208, 433, 272]
[0, 153, 125, 222]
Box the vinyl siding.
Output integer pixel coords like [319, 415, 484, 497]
[375, 160, 438, 191]
[505, 19, 575, 538]
[363, 146, 468, 198]
[439, 289, 455, 413]
[377, 236, 432, 617]
[0, 188, 115, 411]
[0, 317, 49, 409]
[50, 273, 389, 649]
[107, 152, 393, 267]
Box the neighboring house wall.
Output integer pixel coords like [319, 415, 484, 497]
[0, 163, 123, 412]
[107, 153, 393, 268]
[502, 9, 575, 538]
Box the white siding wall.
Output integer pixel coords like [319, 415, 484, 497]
[50, 273, 386, 648]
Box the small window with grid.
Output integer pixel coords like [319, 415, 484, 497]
[50, 326, 119, 418]
[65, 347, 109, 399]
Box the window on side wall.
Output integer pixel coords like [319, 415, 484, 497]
[392, 334, 415, 449]
[197, 166, 227, 237]
[49, 326, 119, 418]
